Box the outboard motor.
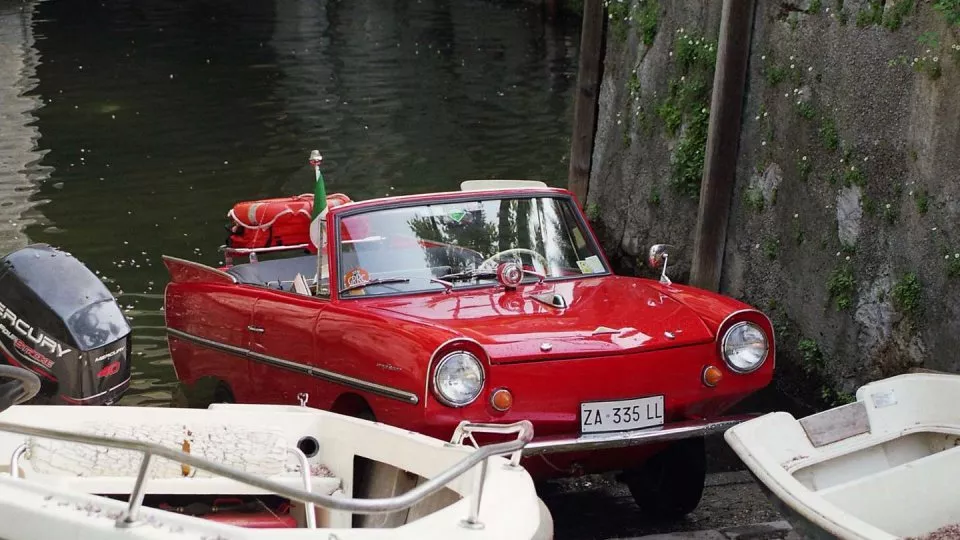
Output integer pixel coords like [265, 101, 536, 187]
[0, 244, 131, 405]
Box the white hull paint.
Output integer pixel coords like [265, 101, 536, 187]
[0, 403, 552, 539]
[725, 373, 960, 540]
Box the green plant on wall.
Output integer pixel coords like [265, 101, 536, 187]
[947, 253, 960, 278]
[892, 272, 923, 327]
[635, 0, 659, 46]
[798, 338, 825, 374]
[818, 117, 839, 151]
[914, 189, 929, 214]
[605, 0, 660, 46]
[657, 29, 717, 199]
[827, 262, 855, 310]
[763, 236, 780, 260]
[856, 0, 884, 27]
[585, 202, 601, 221]
[883, 0, 916, 30]
[606, 0, 631, 43]
[933, 0, 960, 25]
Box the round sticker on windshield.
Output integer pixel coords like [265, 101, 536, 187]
[343, 267, 370, 289]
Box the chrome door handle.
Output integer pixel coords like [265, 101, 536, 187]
[247, 325, 265, 333]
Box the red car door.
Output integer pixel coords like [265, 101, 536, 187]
[247, 291, 325, 405]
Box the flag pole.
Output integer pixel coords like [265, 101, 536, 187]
[309, 150, 327, 292]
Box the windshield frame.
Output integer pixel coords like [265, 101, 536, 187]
[331, 191, 611, 301]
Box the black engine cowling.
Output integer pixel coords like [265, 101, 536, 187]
[0, 244, 131, 405]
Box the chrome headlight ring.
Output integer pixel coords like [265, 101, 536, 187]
[432, 350, 485, 407]
[721, 321, 769, 374]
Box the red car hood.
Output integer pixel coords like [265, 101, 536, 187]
[361, 276, 716, 363]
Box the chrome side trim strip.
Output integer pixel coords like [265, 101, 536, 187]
[521, 414, 757, 456]
[166, 328, 419, 405]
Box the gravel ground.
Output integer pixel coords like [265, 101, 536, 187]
[541, 471, 785, 540]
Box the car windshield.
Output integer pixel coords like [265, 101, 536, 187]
[336, 196, 608, 297]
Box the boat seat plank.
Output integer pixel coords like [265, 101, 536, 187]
[819, 443, 960, 537]
[799, 401, 870, 448]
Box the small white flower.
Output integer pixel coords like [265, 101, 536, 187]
[909, 191, 914, 196]
[802, 156, 807, 161]
[808, 66, 813, 71]
[933, 227, 938, 231]
[946, 255, 951, 260]
[785, 93, 789, 98]
[793, 213, 799, 219]
[864, 156, 869, 161]
[885, 203, 891, 209]
[761, 55, 767, 60]
[790, 63, 796, 69]
[836, 251, 841, 257]
[845, 256, 850, 261]
[933, 56, 939, 62]
[755, 115, 761, 121]
[763, 112, 769, 117]
[826, 7, 830, 12]
[789, 55, 795, 61]
[955, 253, 959, 259]
[761, 141, 767, 146]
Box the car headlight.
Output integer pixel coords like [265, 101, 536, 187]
[721, 322, 769, 373]
[432, 351, 485, 407]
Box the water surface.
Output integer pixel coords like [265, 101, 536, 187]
[0, 0, 580, 405]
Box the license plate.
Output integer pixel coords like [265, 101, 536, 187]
[580, 395, 664, 434]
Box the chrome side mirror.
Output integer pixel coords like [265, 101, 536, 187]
[647, 244, 676, 286]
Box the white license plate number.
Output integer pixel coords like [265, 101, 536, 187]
[580, 395, 664, 434]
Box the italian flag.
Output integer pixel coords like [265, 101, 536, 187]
[309, 150, 326, 219]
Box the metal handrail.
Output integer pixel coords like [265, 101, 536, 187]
[0, 419, 533, 527]
[220, 244, 311, 265]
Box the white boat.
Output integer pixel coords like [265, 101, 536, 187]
[725, 373, 960, 540]
[0, 366, 552, 539]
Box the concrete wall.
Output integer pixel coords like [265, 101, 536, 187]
[587, 0, 960, 407]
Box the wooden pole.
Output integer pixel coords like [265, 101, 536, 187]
[688, 0, 756, 292]
[567, 0, 604, 204]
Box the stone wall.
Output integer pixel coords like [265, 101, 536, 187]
[587, 0, 960, 409]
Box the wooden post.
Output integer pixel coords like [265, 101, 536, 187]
[688, 0, 756, 292]
[567, 0, 604, 204]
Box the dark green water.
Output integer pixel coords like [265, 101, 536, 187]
[0, 0, 580, 405]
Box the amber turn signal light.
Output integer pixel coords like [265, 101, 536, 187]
[491, 388, 513, 411]
[702, 365, 723, 387]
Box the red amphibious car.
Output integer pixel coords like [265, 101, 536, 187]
[163, 178, 775, 519]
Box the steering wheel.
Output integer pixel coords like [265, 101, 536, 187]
[0, 365, 42, 413]
[480, 248, 549, 271]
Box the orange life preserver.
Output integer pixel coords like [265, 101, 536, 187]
[226, 193, 352, 250]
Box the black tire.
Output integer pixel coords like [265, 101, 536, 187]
[170, 380, 233, 409]
[621, 437, 706, 520]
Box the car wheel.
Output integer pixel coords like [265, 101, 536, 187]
[170, 382, 192, 408]
[621, 437, 706, 520]
[170, 380, 233, 409]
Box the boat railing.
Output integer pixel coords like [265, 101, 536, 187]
[0, 418, 533, 530]
[220, 243, 311, 265]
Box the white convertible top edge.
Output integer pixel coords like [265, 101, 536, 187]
[460, 180, 549, 191]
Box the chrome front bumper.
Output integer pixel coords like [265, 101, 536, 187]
[521, 414, 756, 456]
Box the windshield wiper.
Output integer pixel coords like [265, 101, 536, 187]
[341, 276, 455, 294]
[438, 269, 498, 282]
[341, 277, 410, 293]
[440, 267, 546, 284]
